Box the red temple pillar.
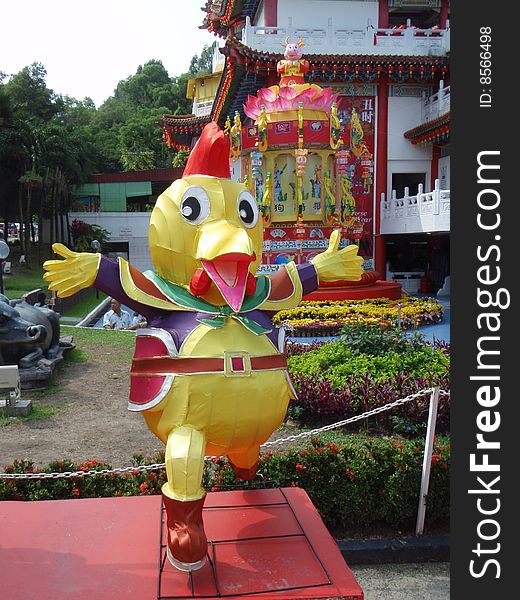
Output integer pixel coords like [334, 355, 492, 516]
[431, 144, 441, 189]
[374, 74, 388, 278]
[378, 0, 389, 29]
[440, 0, 449, 28]
[264, 0, 278, 27]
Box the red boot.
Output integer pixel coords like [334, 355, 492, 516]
[162, 491, 208, 572]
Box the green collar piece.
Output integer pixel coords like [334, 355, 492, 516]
[144, 271, 271, 313]
[143, 271, 272, 335]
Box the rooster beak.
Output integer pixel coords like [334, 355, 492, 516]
[195, 221, 255, 312]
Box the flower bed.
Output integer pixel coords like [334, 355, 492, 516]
[273, 297, 444, 336]
[0, 434, 450, 531]
[285, 326, 450, 432]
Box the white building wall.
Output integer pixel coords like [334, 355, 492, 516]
[386, 96, 432, 197]
[278, 0, 378, 31]
[68, 212, 154, 273]
[388, 96, 431, 162]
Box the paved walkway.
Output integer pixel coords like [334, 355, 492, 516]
[350, 562, 450, 599]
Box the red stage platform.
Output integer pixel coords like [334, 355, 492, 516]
[0, 487, 363, 600]
[304, 280, 401, 301]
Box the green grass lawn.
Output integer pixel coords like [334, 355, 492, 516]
[3, 265, 47, 299]
[61, 325, 137, 351]
[59, 291, 108, 318]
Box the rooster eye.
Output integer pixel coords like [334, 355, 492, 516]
[180, 187, 210, 224]
[237, 191, 258, 228]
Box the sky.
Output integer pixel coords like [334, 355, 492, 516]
[0, 0, 216, 107]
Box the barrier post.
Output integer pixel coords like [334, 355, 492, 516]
[415, 386, 440, 536]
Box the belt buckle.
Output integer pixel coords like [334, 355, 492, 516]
[224, 351, 252, 377]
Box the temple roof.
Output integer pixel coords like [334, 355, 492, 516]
[223, 37, 450, 70]
[404, 111, 450, 145]
[201, 0, 261, 36]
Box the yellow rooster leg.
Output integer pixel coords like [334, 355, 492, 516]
[161, 426, 208, 570]
[162, 425, 206, 502]
[227, 445, 260, 481]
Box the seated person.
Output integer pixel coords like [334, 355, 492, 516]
[103, 299, 132, 330]
[128, 311, 147, 330]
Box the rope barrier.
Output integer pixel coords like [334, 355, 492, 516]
[0, 388, 450, 480]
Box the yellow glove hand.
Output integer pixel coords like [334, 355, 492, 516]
[43, 243, 100, 298]
[311, 230, 364, 282]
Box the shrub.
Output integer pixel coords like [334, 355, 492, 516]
[0, 436, 450, 532]
[208, 435, 450, 530]
[289, 372, 450, 433]
[70, 219, 110, 252]
[284, 330, 450, 433]
[287, 339, 449, 388]
[0, 456, 167, 502]
[339, 323, 427, 355]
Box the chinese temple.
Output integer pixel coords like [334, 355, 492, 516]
[162, 0, 451, 295]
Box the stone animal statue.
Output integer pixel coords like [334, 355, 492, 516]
[0, 294, 61, 367]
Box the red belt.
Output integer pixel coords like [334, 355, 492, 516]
[131, 352, 287, 377]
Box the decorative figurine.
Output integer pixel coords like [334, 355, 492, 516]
[43, 122, 363, 572]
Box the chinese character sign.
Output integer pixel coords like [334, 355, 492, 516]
[336, 95, 375, 257]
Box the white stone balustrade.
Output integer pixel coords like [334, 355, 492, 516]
[423, 81, 450, 122]
[380, 179, 450, 235]
[242, 16, 450, 57]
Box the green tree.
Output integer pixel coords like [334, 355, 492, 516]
[4, 63, 57, 123]
[189, 42, 217, 76]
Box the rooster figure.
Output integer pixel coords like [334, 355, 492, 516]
[43, 122, 363, 572]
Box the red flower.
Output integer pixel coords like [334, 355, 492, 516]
[325, 443, 339, 453]
[295, 463, 305, 471]
[72, 487, 80, 497]
[139, 482, 149, 494]
[212, 457, 220, 464]
[431, 453, 441, 465]
[345, 467, 354, 481]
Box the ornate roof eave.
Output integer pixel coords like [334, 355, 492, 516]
[209, 58, 246, 126]
[161, 114, 211, 129]
[223, 38, 450, 69]
[404, 111, 450, 141]
[200, 0, 261, 35]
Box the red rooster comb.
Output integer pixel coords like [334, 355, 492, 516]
[183, 122, 231, 179]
